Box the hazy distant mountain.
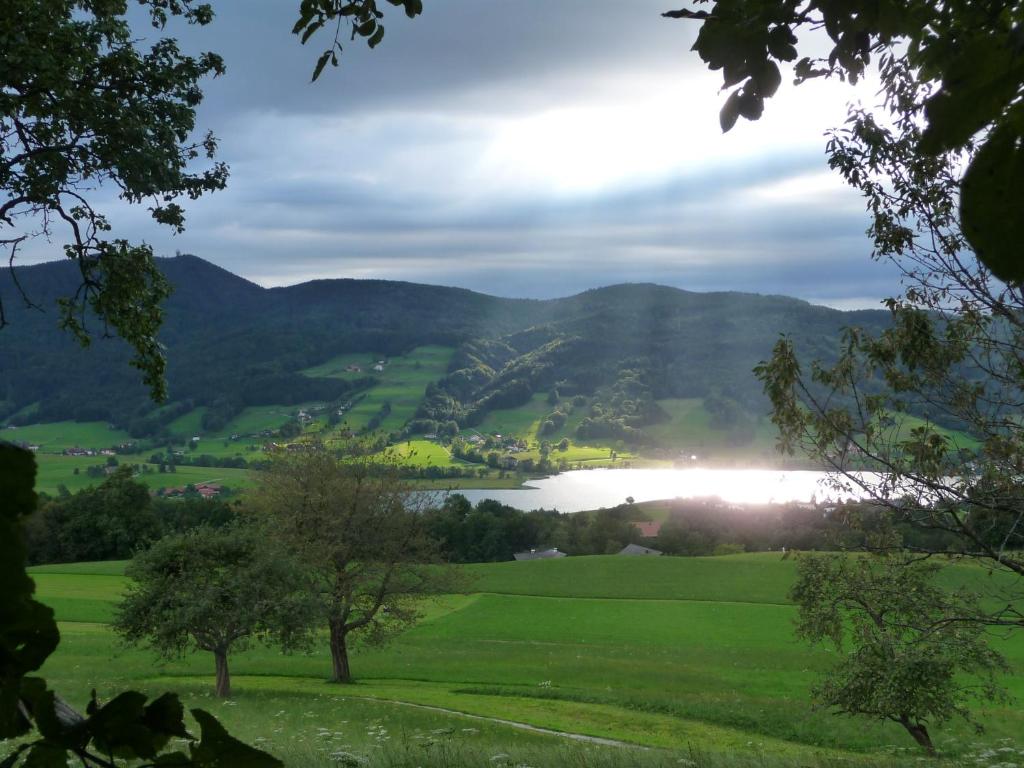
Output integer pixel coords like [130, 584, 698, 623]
[0, 254, 892, 434]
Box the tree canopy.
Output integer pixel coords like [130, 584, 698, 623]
[250, 449, 465, 683]
[1, 0, 227, 399]
[753, 48, 1024, 621]
[0, 444, 282, 768]
[792, 554, 1008, 755]
[116, 523, 316, 698]
[667, 0, 1024, 282]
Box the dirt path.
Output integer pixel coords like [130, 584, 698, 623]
[343, 696, 648, 749]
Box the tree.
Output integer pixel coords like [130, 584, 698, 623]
[115, 523, 314, 698]
[1, 444, 281, 768]
[1, 0, 229, 399]
[250, 448, 463, 683]
[666, 0, 1024, 282]
[27, 466, 161, 564]
[791, 553, 1008, 755]
[752, 51, 1024, 629]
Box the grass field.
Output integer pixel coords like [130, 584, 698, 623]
[25, 553, 1024, 766]
[3, 420, 131, 451]
[644, 400, 783, 465]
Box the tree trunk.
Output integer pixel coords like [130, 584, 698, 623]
[899, 716, 935, 756]
[329, 624, 352, 683]
[214, 648, 231, 698]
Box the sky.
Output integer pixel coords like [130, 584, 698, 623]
[26, 0, 903, 308]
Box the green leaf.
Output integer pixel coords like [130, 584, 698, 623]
[311, 50, 332, 82]
[720, 90, 742, 132]
[368, 26, 385, 49]
[754, 61, 782, 98]
[0, 446, 59, 739]
[921, 39, 1024, 154]
[960, 125, 1024, 283]
[737, 89, 764, 120]
[87, 690, 161, 760]
[144, 692, 190, 746]
[190, 709, 283, 768]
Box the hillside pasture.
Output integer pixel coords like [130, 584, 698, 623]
[27, 553, 1024, 764]
[2, 420, 131, 452]
[166, 405, 208, 436]
[645, 400, 781, 464]
[304, 346, 455, 437]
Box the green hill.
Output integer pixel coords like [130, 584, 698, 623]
[2, 255, 893, 439]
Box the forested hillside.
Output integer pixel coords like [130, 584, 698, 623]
[1, 254, 891, 443]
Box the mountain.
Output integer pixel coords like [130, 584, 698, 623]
[0, 254, 892, 439]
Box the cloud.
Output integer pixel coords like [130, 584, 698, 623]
[14, 0, 897, 306]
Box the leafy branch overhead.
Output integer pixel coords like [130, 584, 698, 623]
[665, 0, 1024, 283]
[0, 0, 228, 401]
[292, 0, 425, 81]
[0, 444, 282, 768]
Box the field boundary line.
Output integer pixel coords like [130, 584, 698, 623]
[471, 591, 792, 607]
[339, 695, 649, 749]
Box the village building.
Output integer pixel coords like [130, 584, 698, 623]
[513, 548, 567, 561]
[619, 543, 663, 556]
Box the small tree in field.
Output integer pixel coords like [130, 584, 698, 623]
[115, 524, 315, 698]
[251, 448, 463, 683]
[791, 554, 1008, 755]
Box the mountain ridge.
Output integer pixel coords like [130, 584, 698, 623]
[0, 254, 892, 437]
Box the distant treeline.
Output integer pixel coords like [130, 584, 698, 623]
[27, 468, 236, 564]
[25, 468, 963, 566]
[423, 495, 964, 562]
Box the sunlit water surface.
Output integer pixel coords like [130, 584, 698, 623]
[447, 468, 880, 512]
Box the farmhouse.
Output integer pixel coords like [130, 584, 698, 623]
[513, 548, 566, 561]
[345, 364, 362, 373]
[631, 521, 662, 538]
[195, 482, 223, 499]
[619, 543, 663, 556]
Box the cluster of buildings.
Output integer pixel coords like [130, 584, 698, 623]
[62, 446, 118, 457]
[513, 543, 663, 560]
[512, 520, 666, 561]
[344, 358, 387, 374]
[160, 481, 223, 499]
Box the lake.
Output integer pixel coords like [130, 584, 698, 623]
[447, 467, 877, 512]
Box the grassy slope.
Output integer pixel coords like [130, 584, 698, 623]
[4, 420, 131, 450]
[28, 554, 1024, 762]
[308, 346, 454, 436]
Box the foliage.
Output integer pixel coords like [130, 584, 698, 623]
[26, 467, 160, 564]
[250, 448, 465, 682]
[666, 0, 1024, 281]
[0, 0, 229, 398]
[115, 523, 316, 697]
[0, 443, 281, 767]
[293, 0, 424, 81]
[754, 52, 1024, 625]
[791, 553, 1009, 754]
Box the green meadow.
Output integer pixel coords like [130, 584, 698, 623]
[26, 554, 1024, 766]
[3, 420, 131, 451]
[308, 345, 454, 436]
